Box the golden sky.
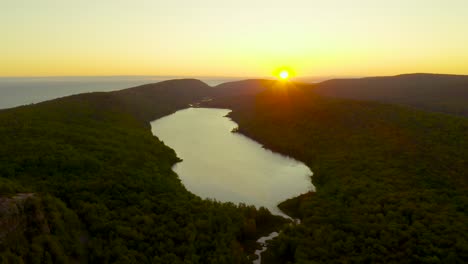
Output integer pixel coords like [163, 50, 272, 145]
[2, 0, 467, 78]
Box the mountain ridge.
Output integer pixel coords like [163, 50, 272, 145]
[311, 73, 468, 117]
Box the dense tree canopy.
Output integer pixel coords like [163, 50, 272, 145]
[1, 76, 467, 263]
[0, 80, 286, 263]
[208, 84, 468, 263]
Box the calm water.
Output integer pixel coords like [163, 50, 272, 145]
[151, 108, 314, 216]
[0, 76, 241, 110]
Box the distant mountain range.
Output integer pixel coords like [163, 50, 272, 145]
[203, 74, 468, 263]
[211, 73, 468, 117]
[1, 73, 467, 263]
[311, 73, 468, 117]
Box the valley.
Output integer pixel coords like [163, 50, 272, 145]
[1, 75, 467, 263]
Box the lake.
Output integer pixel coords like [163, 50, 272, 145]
[151, 108, 314, 216]
[0, 76, 241, 110]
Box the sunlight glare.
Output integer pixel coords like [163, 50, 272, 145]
[279, 70, 289, 80]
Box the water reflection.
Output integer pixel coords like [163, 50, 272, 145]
[151, 108, 314, 216]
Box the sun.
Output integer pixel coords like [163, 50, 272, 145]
[279, 70, 289, 80]
[274, 67, 294, 80]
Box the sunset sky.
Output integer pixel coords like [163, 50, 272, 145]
[2, 0, 467, 78]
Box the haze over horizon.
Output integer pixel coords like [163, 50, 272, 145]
[2, 0, 468, 78]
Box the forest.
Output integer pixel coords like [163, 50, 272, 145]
[0, 80, 287, 263]
[312, 73, 468, 117]
[208, 83, 468, 263]
[1, 76, 467, 263]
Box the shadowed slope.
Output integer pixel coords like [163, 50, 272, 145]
[1, 75, 467, 262]
[206, 82, 468, 263]
[313, 73, 468, 117]
[114, 79, 213, 121]
[0, 79, 286, 263]
[213, 79, 275, 98]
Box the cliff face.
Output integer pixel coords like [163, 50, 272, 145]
[1, 194, 86, 263]
[0, 193, 41, 244]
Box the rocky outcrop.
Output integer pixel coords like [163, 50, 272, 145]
[0, 193, 38, 244]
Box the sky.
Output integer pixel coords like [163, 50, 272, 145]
[1, 0, 468, 78]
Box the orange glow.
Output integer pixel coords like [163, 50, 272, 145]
[2, 1, 468, 77]
[274, 67, 295, 80]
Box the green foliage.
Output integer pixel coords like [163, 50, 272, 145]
[218, 87, 468, 263]
[0, 80, 286, 263]
[4, 76, 465, 263]
[0, 194, 85, 264]
[0, 178, 25, 196]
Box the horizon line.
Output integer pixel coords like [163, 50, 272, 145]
[0, 72, 467, 80]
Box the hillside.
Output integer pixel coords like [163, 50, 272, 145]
[0, 79, 286, 263]
[205, 81, 468, 263]
[1, 75, 467, 263]
[313, 73, 468, 117]
[212, 80, 275, 98]
[113, 79, 213, 122]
